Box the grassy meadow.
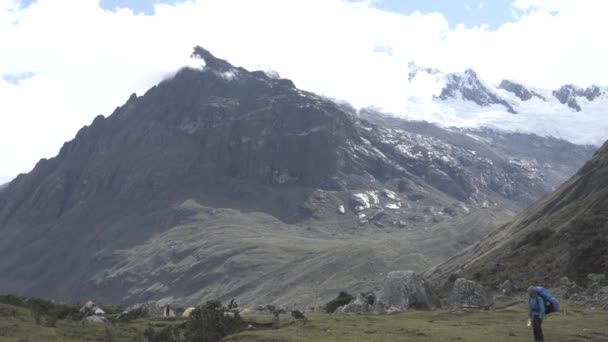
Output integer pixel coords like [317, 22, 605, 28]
[0, 299, 606, 341]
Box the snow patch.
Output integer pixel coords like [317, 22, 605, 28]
[382, 189, 398, 200]
[385, 203, 401, 209]
[353, 193, 371, 209]
[367, 191, 380, 205]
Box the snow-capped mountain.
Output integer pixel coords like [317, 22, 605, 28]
[404, 63, 608, 146]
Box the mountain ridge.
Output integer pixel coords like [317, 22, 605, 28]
[0, 47, 597, 306]
[427, 140, 608, 289]
[405, 62, 608, 146]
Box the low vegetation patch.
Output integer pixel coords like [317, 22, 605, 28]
[325, 291, 354, 313]
[1, 295, 607, 342]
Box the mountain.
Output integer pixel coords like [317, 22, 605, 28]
[438, 69, 516, 113]
[427, 140, 608, 289]
[405, 63, 608, 146]
[0, 47, 595, 306]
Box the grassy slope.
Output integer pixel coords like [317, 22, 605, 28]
[3, 300, 605, 342]
[427, 141, 608, 288]
[94, 201, 512, 307]
[0, 302, 178, 341]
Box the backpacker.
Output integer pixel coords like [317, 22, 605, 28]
[535, 286, 559, 314]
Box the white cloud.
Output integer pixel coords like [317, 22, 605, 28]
[0, 0, 607, 176]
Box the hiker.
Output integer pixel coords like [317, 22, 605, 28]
[528, 286, 545, 342]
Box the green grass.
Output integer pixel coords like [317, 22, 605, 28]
[0, 300, 606, 342]
[0, 302, 183, 341]
[227, 301, 608, 342]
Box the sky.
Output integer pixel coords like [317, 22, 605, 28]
[1, 0, 607, 179]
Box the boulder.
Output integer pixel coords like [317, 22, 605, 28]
[448, 278, 494, 309]
[79, 300, 99, 318]
[117, 302, 164, 320]
[337, 294, 369, 314]
[374, 271, 440, 313]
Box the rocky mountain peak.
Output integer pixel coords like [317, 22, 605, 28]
[553, 84, 584, 111]
[498, 80, 544, 102]
[438, 69, 517, 114]
[583, 85, 603, 101]
[407, 61, 441, 81]
[552, 84, 606, 112]
[191, 46, 233, 71]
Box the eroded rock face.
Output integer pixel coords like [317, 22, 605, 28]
[448, 278, 493, 309]
[553, 84, 584, 111]
[79, 300, 103, 318]
[374, 271, 440, 312]
[336, 294, 369, 314]
[118, 302, 164, 320]
[499, 80, 544, 102]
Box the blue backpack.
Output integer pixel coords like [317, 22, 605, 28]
[535, 286, 559, 314]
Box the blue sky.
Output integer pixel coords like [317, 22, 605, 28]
[20, 0, 517, 29]
[372, 0, 516, 29]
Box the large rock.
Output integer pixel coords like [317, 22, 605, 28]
[79, 300, 102, 318]
[117, 302, 164, 320]
[336, 293, 374, 314]
[374, 271, 440, 313]
[448, 278, 494, 309]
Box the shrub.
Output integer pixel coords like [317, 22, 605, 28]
[183, 300, 242, 342]
[0, 294, 26, 307]
[142, 300, 242, 342]
[325, 291, 354, 313]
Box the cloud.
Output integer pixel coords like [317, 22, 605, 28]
[0, 0, 607, 176]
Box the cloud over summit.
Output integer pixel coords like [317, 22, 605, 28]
[1, 0, 607, 176]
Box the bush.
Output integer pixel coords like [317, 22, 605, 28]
[325, 291, 354, 313]
[0, 294, 26, 307]
[141, 300, 242, 342]
[183, 300, 242, 342]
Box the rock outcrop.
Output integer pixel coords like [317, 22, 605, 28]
[439, 69, 516, 113]
[499, 80, 544, 101]
[118, 302, 164, 320]
[427, 140, 608, 290]
[374, 271, 440, 312]
[336, 292, 375, 314]
[448, 278, 494, 309]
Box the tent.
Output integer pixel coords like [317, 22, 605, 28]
[163, 305, 176, 317]
[182, 307, 196, 318]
